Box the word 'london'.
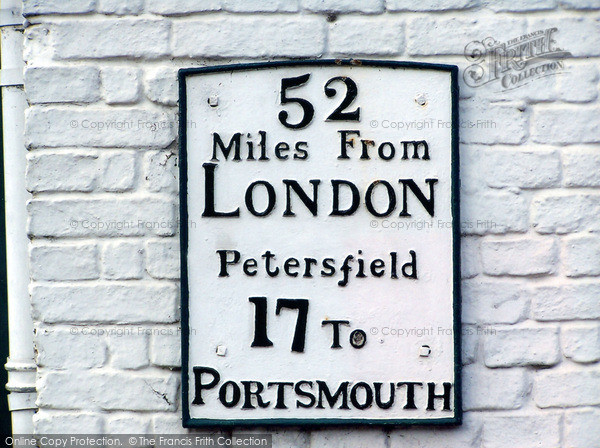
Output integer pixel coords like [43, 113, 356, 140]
[202, 130, 437, 218]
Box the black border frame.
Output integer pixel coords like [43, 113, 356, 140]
[178, 59, 461, 428]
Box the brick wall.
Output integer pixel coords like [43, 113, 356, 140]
[21, 0, 600, 445]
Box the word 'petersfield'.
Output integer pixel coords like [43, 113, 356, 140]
[216, 249, 418, 287]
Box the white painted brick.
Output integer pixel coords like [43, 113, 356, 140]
[563, 234, 600, 277]
[558, 63, 598, 103]
[272, 432, 310, 448]
[389, 414, 481, 447]
[144, 67, 178, 106]
[562, 148, 600, 187]
[483, 327, 560, 367]
[462, 325, 478, 365]
[100, 151, 136, 192]
[52, 19, 170, 59]
[561, 323, 600, 363]
[387, 0, 478, 10]
[35, 327, 106, 369]
[223, 0, 299, 12]
[97, 0, 143, 15]
[28, 198, 176, 237]
[534, 369, 600, 407]
[328, 17, 403, 55]
[461, 236, 480, 279]
[530, 283, 600, 321]
[463, 365, 528, 410]
[151, 414, 188, 434]
[532, 107, 600, 144]
[101, 68, 141, 105]
[481, 238, 558, 276]
[532, 194, 600, 234]
[560, 0, 600, 8]
[482, 414, 561, 448]
[146, 0, 221, 15]
[481, 148, 560, 189]
[34, 411, 104, 433]
[302, 0, 383, 13]
[150, 328, 181, 368]
[144, 151, 178, 193]
[487, 0, 556, 11]
[25, 107, 176, 149]
[172, 17, 327, 58]
[529, 18, 600, 57]
[108, 331, 148, 369]
[146, 239, 179, 280]
[564, 409, 600, 448]
[459, 63, 558, 103]
[407, 17, 526, 55]
[106, 414, 151, 433]
[31, 243, 99, 281]
[37, 371, 179, 411]
[460, 100, 528, 145]
[31, 284, 179, 324]
[23, 0, 95, 15]
[25, 67, 100, 104]
[101, 241, 144, 280]
[26, 152, 98, 193]
[459, 145, 486, 194]
[310, 429, 386, 448]
[461, 190, 528, 235]
[462, 280, 528, 324]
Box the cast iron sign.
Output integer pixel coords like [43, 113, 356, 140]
[179, 60, 460, 427]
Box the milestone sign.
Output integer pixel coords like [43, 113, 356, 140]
[179, 60, 460, 427]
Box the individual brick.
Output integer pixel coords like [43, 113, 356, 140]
[97, 0, 143, 15]
[35, 327, 107, 369]
[461, 190, 528, 235]
[562, 147, 600, 187]
[481, 148, 560, 189]
[481, 238, 558, 276]
[25, 107, 176, 148]
[532, 107, 600, 144]
[101, 241, 144, 280]
[531, 194, 600, 234]
[37, 371, 179, 411]
[562, 234, 600, 277]
[463, 365, 528, 410]
[483, 327, 560, 367]
[146, 240, 179, 280]
[52, 19, 170, 59]
[328, 17, 403, 55]
[30, 243, 99, 281]
[25, 67, 100, 103]
[99, 152, 136, 192]
[561, 323, 600, 363]
[28, 198, 176, 237]
[482, 414, 561, 448]
[150, 328, 181, 368]
[564, 409, 600, 448]
[107, 330, 148, 369]
[172, 17, 327, 58]
[31, 284, 179, 324]
[26, 152, 98, 193]
[462, 280, 528, 324]
[144, 67, 178, 106]
[302, 0, 383, 13]
[101, 68, 141, 105]
[534, 369, 600, 407]
[530, 283, 600, 321]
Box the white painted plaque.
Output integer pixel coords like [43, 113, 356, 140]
[180, 60, 460, 427]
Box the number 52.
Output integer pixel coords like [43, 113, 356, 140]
[278, 74, 361, 129]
